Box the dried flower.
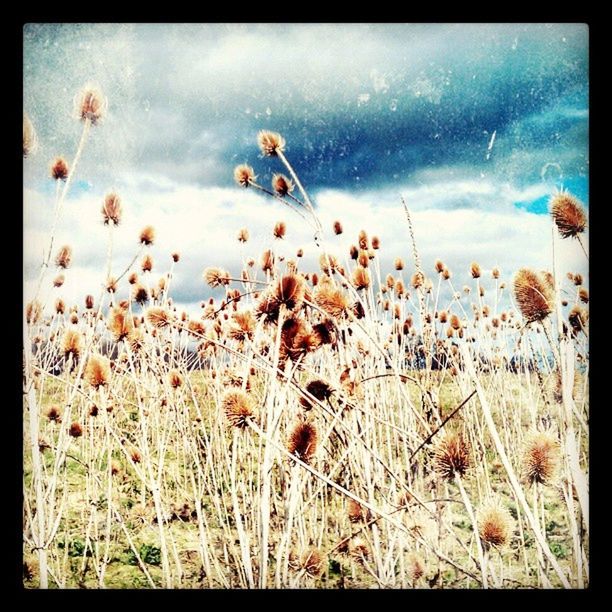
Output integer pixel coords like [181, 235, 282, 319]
[102, 192, 122, 225]
[513, 269, 554, 323]
[478, 501, 513, 548]
[258, 130, 285, 156]
[272, 173, 294, 196]
[234, 164, 256, 187]
[550, 192, 587, 238]
[75, 83, 107, 124]
[50, 157, 69, 181]
[222, 390, 254, 428]
[434, 432, 471, 480]
[522, 430, 560, 485]
[55, 245, 72, 269]
[287, 421, 318, 463]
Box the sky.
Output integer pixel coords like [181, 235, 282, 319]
[23, 23, 589, 312]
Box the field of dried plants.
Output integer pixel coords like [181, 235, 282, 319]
[23, 85, 589, 589]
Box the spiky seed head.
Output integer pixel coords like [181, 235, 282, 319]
[46, 405, 62, 423]
[470, 262, 481, 279]
[204, 267, 231, 288]
[83, 294, 94, 310]
[411, 272, 424, 289]
[83, 355, 109, 390]
[55, 245, 72, 269]
[314, 284, 349, 318]
[139, 225, 155, 246]
[106, 276, 117, 293]
[272, 173, 294, 196]
[54, 298, 65, 315]
[258, 130, 285, 156]
[394, 257, 404, 271]
[234, 164, 256, 187]
[300, 379, 333, 410]
[513, 268, 554, 323]
[260, 249, 275, 273]
[394, 279, 405, 298]
[288, 421, 318, 464]
[168, 369, 183, 389]
[357, 229, 369, 250]
[371, 235, 380, 250]
[26, 300, 41, 325]
[132, 284, 149, 305]
[333, 220, 343, 235]
[50, 157, 69, 181]
[237, 228, 249, 243]
[228, 310, 256, 342]
[300, 548, 324, 577]
[550, 192, 587, 238]
[274, 273, 306, 311]
[579, 287, 589, 304]
[492, 267, 500, 280]
[522, 430, 560, 485]
[108, 306, 133, 342]
[53, 274, 65, 288]
[442, 268, 451, 280]
[568, 306, 588, 336]
[23, 113, 37, 157]
[146, 307, 172, 329]
[102, 192, 122, 225]
[319, 253, 338, 275]
[349, 537, 370, 562]
[222, 390, 254, 428]
[273, 221, 287, 239]
[573, 273, 583, 286]
[75, 83, 107, 124]
[347, 498, 372, 523]
[352, 266, 370, 290]
[296, 248, 304, 258]
[478, 501, 513, 548]
[141, 254, 153, 273]
[69, 422, 83, 438]
[434, 431, 471, 480]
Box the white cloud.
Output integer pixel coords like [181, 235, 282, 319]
[24, 176, 588, 316]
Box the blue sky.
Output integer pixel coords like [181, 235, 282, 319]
[23, 23, 588, 309]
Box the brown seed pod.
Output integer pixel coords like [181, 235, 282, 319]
[222, 390, 255, 428]
[75, 83, 107, 124]
[522, 430, 560, 486]
[513, 269, 554, 323]
[272, 173, 294, 196]
[50, 157, 69, 181]
[139, 225, 155, 246]
[333, 220, 343, 235]
[287, 421, 318, 464]
[102, 192, 122, 225]
[478, 501, 513, 548]
[55, 245, 72, 269]
[550, 192, 587, 238]
[258, 130, 285, 156]
[434, 431, 471, 480]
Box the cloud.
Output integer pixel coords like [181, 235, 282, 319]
[24, 177, 588, 315]
[23, 24, 588, 192]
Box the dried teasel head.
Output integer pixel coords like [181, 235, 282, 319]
[319, 253, 338, 275]
[299, 548, 324, 578]
[300, 379, 333, 410]
[434, 431, 471, 480]
[46, 405, 62, 423]
[273, 273, 306, 312]
[349, 537, 370, 563]
[568, 306, 588, 336]
[352, 266, 370, 290]
[522, 430, 560, 486]
[513, 269, 554, 323]
[204, 267, 231, 288]
[102, 192, 122, 225]
[26, 300, 42, 325]
[132, 284, 149, 306]
[222, 390, 254, 429]
[237, 228, 249, 243]
[579, 287, 589, 304]
[53, 274, 65, 288]
[62, 329, 82, 362]
[347, 498, 372, 523]
[314, 283, 349, 319]
[550, 191, 587, 239]
[139, 225, 155, 246]
[75, 83, 107, 124]
[168, 369, 183, 389]
[108, 306, 134, 342]
[273, 221, 287, 239]
[261, 249, 275, 273]
[470, 262, 481, 279]
[84, 354, 110, 389]
[228, 310, 256, 342]
[55, 298, 65, 315]
[141, 254, 153, 273]
[272, 173, 294, 196]
[258, 130, 285, 156]
[333, 220, 343, 235]
[55, 245, 72, 269]
[234, 164, 256, 187]
[477, 501, 513, 548]
[50, 157, 69, 181]
[371, 235, 380, 250]
[394, 257, 404, 271]
[171, 251, 180, 263]
[287, 421, 318, 464]
[442, 267, 451, 280]
[146, 307, 172, 329]
[69, 422, 83, 438]
[411, 272, 424, 290]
